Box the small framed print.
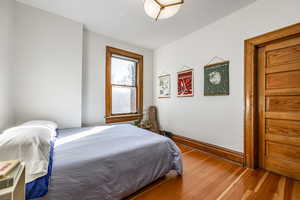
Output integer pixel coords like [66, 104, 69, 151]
[177, 69, 193, 97]
[158, 74, 171, 98]
[204, 61, 229, 96]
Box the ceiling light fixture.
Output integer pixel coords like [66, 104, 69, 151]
[144, 0, 184, 21]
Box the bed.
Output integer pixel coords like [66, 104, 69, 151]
[11, 124, 182, 200]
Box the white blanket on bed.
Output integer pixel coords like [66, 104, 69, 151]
[0, 126, 55, 183]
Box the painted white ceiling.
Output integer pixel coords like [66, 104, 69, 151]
[16, 0, 256, 49]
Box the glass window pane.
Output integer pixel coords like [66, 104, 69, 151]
[112, 86, 136, 114]
[111, 57, 136, 86]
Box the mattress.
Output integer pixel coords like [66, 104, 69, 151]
[39, 124, 182, 200]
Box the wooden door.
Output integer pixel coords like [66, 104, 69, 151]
[258, 36, 300, 180]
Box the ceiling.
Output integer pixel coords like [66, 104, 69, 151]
[16, 0, 256, 50]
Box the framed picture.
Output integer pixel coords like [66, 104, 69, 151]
[204, 61, 229, 96]
[158, 74, 171, 98]
[177, 69, 193, 97]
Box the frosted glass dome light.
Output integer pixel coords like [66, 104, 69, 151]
[144, 0, 184, 20]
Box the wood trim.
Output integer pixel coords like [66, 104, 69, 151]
[107, 46, 143, 60]
[105, 46, 143, 123]
[171, 134, 244, 165]
[244, 39, 258, 169]
[258, 47, 266, 168]
[265, 35, 300, 51]
[112, 84, 136, 88]
[244, 23, 300, 168]
[105, 115, 142, 123]
[245, 23, 300, 46]
[111, 112, 138, 116]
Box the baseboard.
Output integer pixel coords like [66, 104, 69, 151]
[171, 134, 244, 165]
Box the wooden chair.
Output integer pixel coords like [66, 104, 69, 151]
[148, 106, 160, 133]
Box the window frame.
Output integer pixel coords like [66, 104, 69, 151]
[105, 46, 143, 123]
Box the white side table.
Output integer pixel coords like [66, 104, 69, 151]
[0, 162, 25, 200]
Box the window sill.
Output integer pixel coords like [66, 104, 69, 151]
[105, 114, 142, 123]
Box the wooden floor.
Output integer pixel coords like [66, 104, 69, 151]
[128, 143, 300, 200]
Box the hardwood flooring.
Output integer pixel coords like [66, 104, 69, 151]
[128, 143, 300, 200]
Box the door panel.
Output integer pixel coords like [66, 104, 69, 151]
[264, 157, 300, 179]
[266, 142, 300, 163]
[258, 36, 300, 180]
[266, 134, 300, 147]
[266, 119, 300, 137]
[266, 112, 300, 121]
[266, 88, 300, 96]
[266, 62, 300, 74]
[266, 44, 300, 67]
[266, 96, 300, 112]
[266, 70, 300, 89]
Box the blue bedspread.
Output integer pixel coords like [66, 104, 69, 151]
[37, 124, 182, 200]
[26, 134, 56, 200]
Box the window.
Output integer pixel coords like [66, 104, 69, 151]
[105, 46, 143, 123]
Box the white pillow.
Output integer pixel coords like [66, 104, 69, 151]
[0, 125, 54, 183]
[22, 120, 58, 130]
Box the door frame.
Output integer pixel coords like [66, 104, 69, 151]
[244, 23, 300, 168]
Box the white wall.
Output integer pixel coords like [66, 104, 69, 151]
[0, 0, 15, 131]
[82, 30, 153, 126]
[15, 3, 83, 128]
[153, 0, 300, 152]
[12, 3, 153, 128]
